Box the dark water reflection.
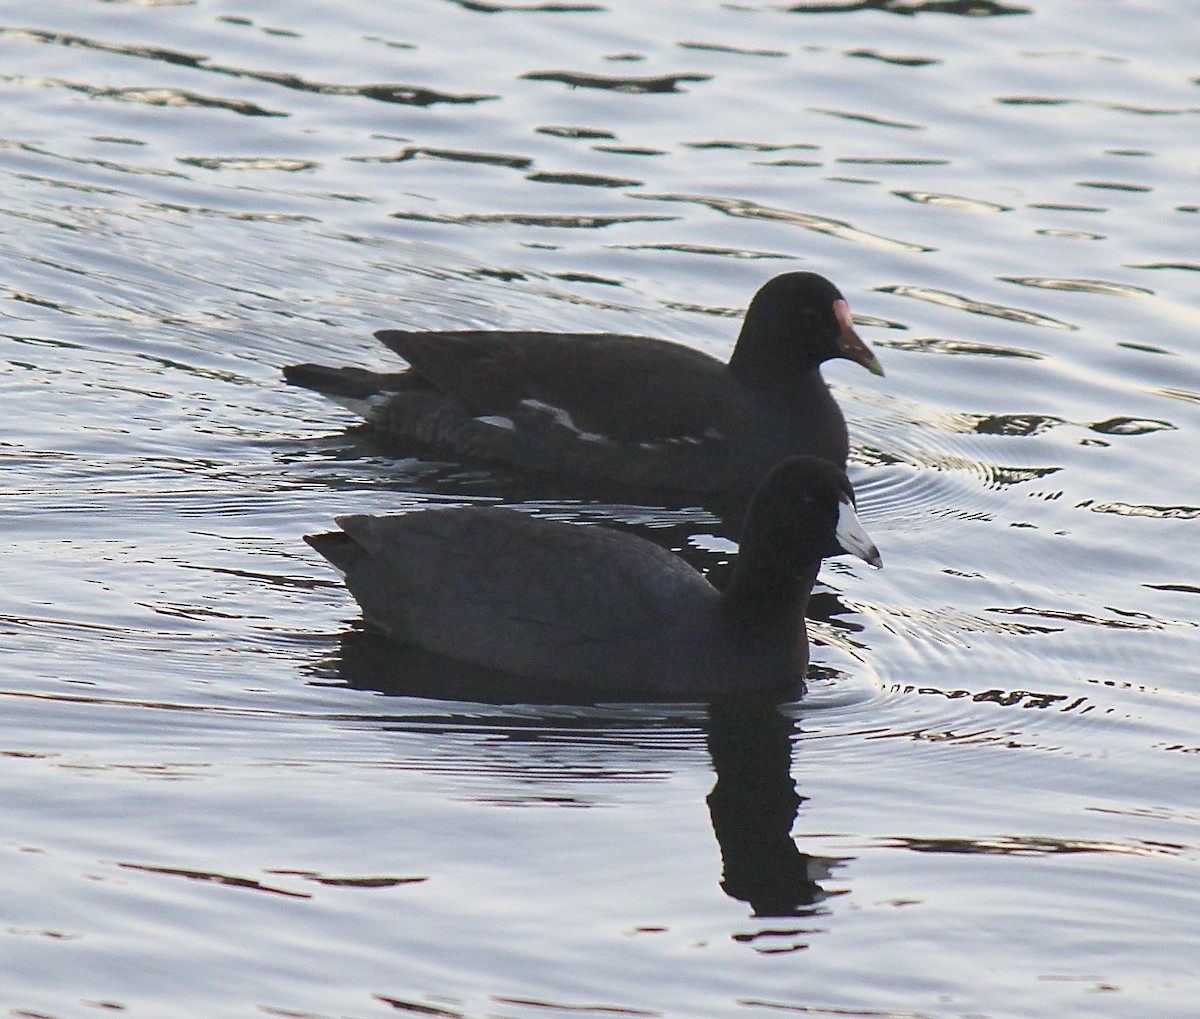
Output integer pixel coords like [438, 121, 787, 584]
[706, 699, 845, 921]
[323, 670, 845, 919]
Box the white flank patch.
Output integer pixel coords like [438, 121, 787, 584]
[835, 498, 883, 568]
[640, 433, 713, 451]
[520, 399, 610, 443]
[326, 392, 392, 419]
[475, 414, 517, 431]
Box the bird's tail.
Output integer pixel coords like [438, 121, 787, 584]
[282, 363, 402, 399]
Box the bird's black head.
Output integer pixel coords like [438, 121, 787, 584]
[729, 272, 883, 388]
[742, 455, 882, 571]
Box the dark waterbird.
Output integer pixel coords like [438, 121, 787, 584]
[284, 272, 883, 497]
[303, 456, 882, 702]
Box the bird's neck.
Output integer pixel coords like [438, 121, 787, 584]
[719, 552, 820, 664]
[728, 344, 825, 396]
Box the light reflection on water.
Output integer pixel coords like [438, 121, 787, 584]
[2, 0, 1198, 1017]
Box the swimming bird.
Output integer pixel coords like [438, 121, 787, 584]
[303, 456, 881, 701]
[284, 272, 883, 497]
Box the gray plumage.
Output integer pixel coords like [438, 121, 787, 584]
[305, 456, 882, 701]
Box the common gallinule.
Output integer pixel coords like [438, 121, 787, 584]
[285, 272, 883, 496]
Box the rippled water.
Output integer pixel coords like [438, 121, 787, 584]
[2, 1, 1198, 1017]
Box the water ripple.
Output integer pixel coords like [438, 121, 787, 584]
[784, 0, 1030, 14]
[521, 70, 711, 94]
[876, 284, 1078, 330]
[527, 171, 644, 188]
[1127, 261, 1200, 273]
[1, 75, 287, 118]
[1088, 417, 1175, 436]
[810, 108, 925, 130]
[837, 155, 950, 166]
[635, 193, 934, 252]
[353, 146, 534, 170]
[998, 95, 1200, 116]
[537, 125, 616, 140]
[592, 143, 667, 156]
[1078, 501, 1200, 520]
[148, 201, 318, 223]
[391, 210, 678, 229]
[0, 137, 188, 178]
[999, 275, 1153, 297]
[876, 834, 1182, 858]
[846, 48, 940, 67]
[446, 0, 606, 10]
[685, 140, 820, 153]
[988, 605, 1196, 633]
[877, 336, 1043, 359]
[850, 397, 1068, 527]
[851, 462, 999, 528]
[678, 41, 788, 58]
[117, 862, 314, 900]
[1027, 202, 1107, 213]
[894, 191, 1013, 213]
[177, 156, 317, 172]
[796, 679, 1107, 764]
[610, 242, 791, 260]
[0, 25, 496, 106]
[1153, 387, 1200, 406]
[1077, 180, 1154, 193]
[1035, 228, 1105, 240]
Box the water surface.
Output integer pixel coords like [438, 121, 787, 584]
[2, 2, 1198, 1017]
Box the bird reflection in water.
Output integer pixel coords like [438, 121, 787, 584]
[316, 637, 849, 934]
[706, 697, 848, 928]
